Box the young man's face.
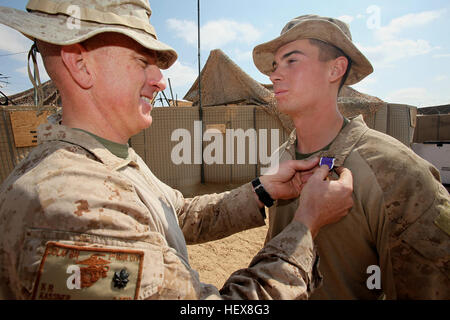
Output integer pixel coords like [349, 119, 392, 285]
[86, 33, 166, 139]
[270, 39, 332, 116]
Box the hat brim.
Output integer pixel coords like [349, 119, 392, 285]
[253, 19, 373, 85]
[0, 6, 177, 70]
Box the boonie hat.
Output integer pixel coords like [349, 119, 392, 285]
[0, 0, 177, 70]
[253, 14, 373, 85]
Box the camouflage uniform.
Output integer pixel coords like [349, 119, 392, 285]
[266, 115, 450, 299]
[0, 124, 321, 300]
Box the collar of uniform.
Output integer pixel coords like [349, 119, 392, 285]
[282, 115, 369, 166]
[319, 115, 369, 166]
[284, 128, 298, 159]
[37, 123, 137, 171]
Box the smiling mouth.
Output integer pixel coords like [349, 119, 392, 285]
[140, 96, 153, 114]
[141, 96, 152, 104]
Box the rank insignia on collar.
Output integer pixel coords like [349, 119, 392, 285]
[113, 269, 130, 289]
[319, 157, 335, 171]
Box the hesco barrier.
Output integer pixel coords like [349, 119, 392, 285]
[130, 106, 290, 190]
[1, 103, 417, 188]
[413, 114, 450, 143]
[130, 103, 417, 190]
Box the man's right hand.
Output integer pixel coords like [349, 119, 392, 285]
[294, 166, 354, 238]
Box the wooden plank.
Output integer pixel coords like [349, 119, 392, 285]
[9, 110, 50, 147]
[206, 123, 226, 134]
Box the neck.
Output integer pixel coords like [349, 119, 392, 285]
[291, 100, 343, 154]
[59, 91, 130, 144]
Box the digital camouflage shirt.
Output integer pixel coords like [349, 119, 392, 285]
[0, 123, 321, 300]
[266, 115, 450, 299]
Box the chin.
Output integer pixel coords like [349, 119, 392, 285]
[140, 115, 153, 130]
[276, 101, 296, 116]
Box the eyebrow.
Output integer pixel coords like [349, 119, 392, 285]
[272, 50, 305, 70]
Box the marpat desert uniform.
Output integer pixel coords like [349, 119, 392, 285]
[0, 124, 321, 300]
[266, 115, 450, 299]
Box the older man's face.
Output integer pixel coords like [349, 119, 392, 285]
[270, 39, 331, 116]
[85, 33, 166, 138]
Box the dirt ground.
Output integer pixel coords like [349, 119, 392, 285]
[180, 182, 269, 289]
[187, 224, 269, 289]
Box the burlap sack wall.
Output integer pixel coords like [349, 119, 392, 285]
[413, 114, 450, 143]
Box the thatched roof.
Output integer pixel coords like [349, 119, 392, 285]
[184, 49, 273, 106]
[0, 80, 61, 106]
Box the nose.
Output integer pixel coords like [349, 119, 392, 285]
[146, 65, 166, 92]
[269, 65, 282, 84]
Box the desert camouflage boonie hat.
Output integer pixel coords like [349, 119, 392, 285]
[253, 14, 373, 85]
[0, 0, 177, 70]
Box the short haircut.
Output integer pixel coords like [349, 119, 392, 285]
[308, 38, 352, 91]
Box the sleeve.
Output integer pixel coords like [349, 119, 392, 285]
[220, 221, 322, 300]
[174, 183, 266, 244]
[391, 182, 450, 299]
[19, 221, 320, 300]
[368, 148, 450, 299]
[11, 156, 320, 300]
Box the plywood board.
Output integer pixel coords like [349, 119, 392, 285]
[9, 110, 50, 147]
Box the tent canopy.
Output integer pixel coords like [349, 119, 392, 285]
[0, 80, 60, 106]
[184, 49, 273, 106]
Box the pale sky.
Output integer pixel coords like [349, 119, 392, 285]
[0, 0, 449, 108]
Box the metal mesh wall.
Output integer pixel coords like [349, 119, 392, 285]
[254, 106, 289, 175]
[204, 106, 257, 184]
[131, 105, 288, 188]
[1, 104, 418, 188]
[131, 106, 202, 189]
[413, 114, 450, 143]
[386, 104, 417, 146]
[0, 107, 16, 183]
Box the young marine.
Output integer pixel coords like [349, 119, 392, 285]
[253, 14, 450, 299]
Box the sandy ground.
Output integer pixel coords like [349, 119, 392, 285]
[179, 182, 269, 289]
[187, 224, 269, 289]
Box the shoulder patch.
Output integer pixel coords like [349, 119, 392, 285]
[31, 242, 144, 300]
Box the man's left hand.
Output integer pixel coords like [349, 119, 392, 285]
[259, 157, 320, 201]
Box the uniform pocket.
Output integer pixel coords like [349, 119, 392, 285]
[19, 228, 165, 300]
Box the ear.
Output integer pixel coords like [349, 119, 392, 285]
[60, 43, 93, 89]
[329, 56, 348, 84]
